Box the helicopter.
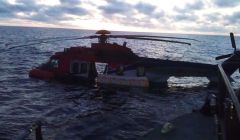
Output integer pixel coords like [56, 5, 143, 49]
[23, 30, 218, 88]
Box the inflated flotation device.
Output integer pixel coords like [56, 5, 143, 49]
[97, 74, 149, 87]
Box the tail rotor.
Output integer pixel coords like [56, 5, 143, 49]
[215, 32, 238, 60]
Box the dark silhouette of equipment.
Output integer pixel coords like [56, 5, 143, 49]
[215, 33, 238, 60]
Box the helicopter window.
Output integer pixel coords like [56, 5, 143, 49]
[70, 61, 89, 74]
[80, 63, 88, 74]
[51, 59, 59, 68]
[72, 62, 79, 74]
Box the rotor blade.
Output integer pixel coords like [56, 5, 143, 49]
[215, 53, 233, 60]
[113, 36, 191, 45]
[3, 35, 98, 52]
[230, 32, 236, 50]
[5, 35, 98, 47]
[109, 35, 199, 41]
[5, 36, 79, 46]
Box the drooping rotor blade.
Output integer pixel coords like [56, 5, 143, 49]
[109, 35, 199, 41]
[215, 53, 233, 60]
[110, 36, 191, 45]
[22, 36, 81, 42]
[5, 36, 81, 46]
[3, 35, 98, 52]
[5, 35, 98, 47]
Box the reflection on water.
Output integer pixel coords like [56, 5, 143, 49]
[0, 26, 238, 139]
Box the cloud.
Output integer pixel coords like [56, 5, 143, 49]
[213, 0, 240, 7]
[0, 0, 37, 18]
[203, 12, 224, 24]
[98, 0, 161, 29]
[0, 0, 88, 23]
[135, 2, 156, 15]
[174, 13, 198, 21]
[0, 0, 239, 34]
[225, 11, 240, 24]
[174, 1, 205, 13]
[60, 0, 81, 5]
[0, 1, 12, 16]
[172, 1, 204, 22]
[112, 16, 157, 28]
[99, 1, 158, 17]
[99, 0, 132, 15]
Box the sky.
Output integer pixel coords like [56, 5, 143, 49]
[0, 0, 240, 35]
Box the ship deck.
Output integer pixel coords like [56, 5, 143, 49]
[141, 112, 217, 140]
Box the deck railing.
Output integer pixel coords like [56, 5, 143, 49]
[15, 121, 43, 140]
[218, 64, 240, 140]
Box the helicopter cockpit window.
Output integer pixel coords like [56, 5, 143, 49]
[51, 59, 59, 68]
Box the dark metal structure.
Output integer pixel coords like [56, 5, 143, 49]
[216, 33, 240, 140]
[217, 64, 240, 140]
[142, 33, 240, 140]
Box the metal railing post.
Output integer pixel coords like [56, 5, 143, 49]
[217, 64, 240, 140]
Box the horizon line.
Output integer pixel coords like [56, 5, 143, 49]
[0, 24, 237, 37]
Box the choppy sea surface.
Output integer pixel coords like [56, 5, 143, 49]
[0, 26, 239, 140]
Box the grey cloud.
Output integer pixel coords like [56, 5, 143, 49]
[17, 0, 36, 5]
[47, 5, 87, 17]
[174, 1, 205, 13]
[28, 12, 73, 23]
[204, 13, 223, 23]
[1, 0, 236, 34]
[174, 13, 198, 21]
[213, 0, 240, 7]
[185, 1, 204, 10]
[99, 1, 158, 17]
[99, 0, 132, 15]
[153, 11, 165, 20]
[172, 1, 204, 23]
[135, 2, 156, 15]
[0, 0, 88, 23]
[30, 5, 87, 22]
[225, 11, 240, 24]
[0, 0, 37, 18]
[109, 16, 157, 29]
[0, 1, 11, 13]
[60, 0, 81, 5]
[98, 0, 165, 27]
[0, 0, 36, 13]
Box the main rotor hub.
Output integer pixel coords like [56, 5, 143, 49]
[95, 30, 111, 35]
[96, 30, 111, 43]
